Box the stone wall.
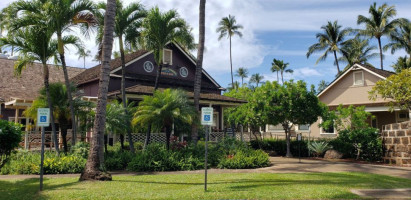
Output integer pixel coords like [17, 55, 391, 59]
[382, 121, 411, 166]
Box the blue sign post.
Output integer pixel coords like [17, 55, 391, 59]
[201, 107, 213, 191]
[37, 108, 50, 191]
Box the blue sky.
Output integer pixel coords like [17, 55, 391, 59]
[1, 0, 410, 90]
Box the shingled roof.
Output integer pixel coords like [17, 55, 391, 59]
[108, 85, 246, 104]
[70, 50, 148, 85]
[0, 58, 85, 101]
[358, 64, 395, 78]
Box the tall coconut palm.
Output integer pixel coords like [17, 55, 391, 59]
[96, 0, 146, 154]
[392, 56, 411, 73]
[133, 89, 196, 150]
[141, 7, 194, 147]
[307, 21, 350, 74]
[77, 48, 91, 68]
[235, 67, 249, 86]
[272, 59, 293, 84]
[317, 80, 329, 93]
[357, 2, 401, 70]
[338, 37, 379, 69]
[384, 20, 411, 58]
[271, 59, 280, 82]
[80, 0, 116, 182]
[216, 15, 243, 87]
[249, 73, 264, 87]
[192, 0, 206, 144]
[142, 7, 194, 90]
[9, 0, 95, 146]
[228, 81, 240, 92]
[1, 25, 60, 154]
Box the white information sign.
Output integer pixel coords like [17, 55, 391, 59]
[201, 107, 213, 126]
[37, 108, 50, 127]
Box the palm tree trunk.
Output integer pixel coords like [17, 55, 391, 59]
[377, 37, 384, 70]
[276, 71, 279, 82]
[80, 0, 116, 181]
[284, 125, 292, 158]
[57, 33, 77, 147]
[61, 121, 68, 153]
[229, 35, 234, 87]
[281, 71, 284, 84]
[149, 53, 164, 148]
[43, 63, 59, 155]
[165, 125, 172, 150]
[154, 63, 163, 90]
[192, 0, 206, 144]
[119, 36, 135, 154]
[333, 50, 341, 74]
[241, 77, 243, 86]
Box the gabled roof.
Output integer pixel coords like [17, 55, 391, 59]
[0, 58, 85, 101]
[317, 63, 395, 97]
[71, 42, 223, 89]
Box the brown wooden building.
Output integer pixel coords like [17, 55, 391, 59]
[71, 42, 245, 131]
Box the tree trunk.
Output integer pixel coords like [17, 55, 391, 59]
[57, 33, 77, 147]
[104, 134, 108, 154]
[377, 37, 384, 70]
[80, 0, 116, 181]
[333, 50, 341, 74]
[119, 134, 124, 150]
[61, 121, 68, 153]
[119, 36, 135, 154]
[43, 63, 59, 155]
[281, 71, 284, 84]
[165, 125, 172, 150]
[144, 125, 151, 149]
[276, 71, 279, 83]
[229, 35, 234, 88]
[191, 0, 206, 144]
[284, 125, 292, 158]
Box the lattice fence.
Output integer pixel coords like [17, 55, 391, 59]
[125, 133, 168, 143]
[209, 132, 225, 142]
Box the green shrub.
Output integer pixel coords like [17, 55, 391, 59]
[217, 149, 270, 169]
[105, 147, 134, 171]
[0, 120, 23, 169]
[250, 139, 309, 157]
[43, 154, 86, 174]
[308, 141, 331, 157]
[71, 142, 89, 159]
[335, 128, 382, 161]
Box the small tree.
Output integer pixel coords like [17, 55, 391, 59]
[369, 69, 411, 111]
[260, 81, 324, 157]
[0, 120, 23, 170]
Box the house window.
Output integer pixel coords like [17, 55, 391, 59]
[353, 71, 364, 86]
[163, 49, 172, 65]
[320, 118, 335, 134]
[397, 111, 410, 123]
[371, 118, 377, 129]
[298, 124, 310, 131]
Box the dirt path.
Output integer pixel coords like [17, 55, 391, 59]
[1, 157, 410, 180]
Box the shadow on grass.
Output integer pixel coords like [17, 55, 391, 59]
[0, 177, 79, 200]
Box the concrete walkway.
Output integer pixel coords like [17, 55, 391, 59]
[1, 157, 410, 180]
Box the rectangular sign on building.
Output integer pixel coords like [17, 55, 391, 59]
[201, 107, 213, 126]
[37, 108, 50, 127]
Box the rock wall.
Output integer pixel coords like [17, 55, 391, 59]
[382, 121, 411, 166]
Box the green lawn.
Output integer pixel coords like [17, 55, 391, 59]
[1, 172, 411, 199]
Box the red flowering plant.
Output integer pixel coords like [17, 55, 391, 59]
[170, 136, 188, 150]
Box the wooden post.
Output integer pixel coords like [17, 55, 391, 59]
[14, 108, 19, 123]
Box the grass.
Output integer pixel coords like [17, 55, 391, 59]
[1, 172, 411, 199]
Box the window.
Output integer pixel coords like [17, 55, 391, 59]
[163, 49, 172, 65]
[371, 118, 377, 129]
[267, 124, 283, 132]
[397, 111, 410, 123]
[353, 71, 364, 86]
[298, 124, 310, 131]
[320, 118, 335, 134]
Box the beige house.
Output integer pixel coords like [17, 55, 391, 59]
[265, 63, 410, 138]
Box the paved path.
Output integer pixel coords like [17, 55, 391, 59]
[351, 188, 411, 199]
[1, 157, 410, 180]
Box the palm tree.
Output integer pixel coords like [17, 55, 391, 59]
[271, 59, 280, 82]
[192, 0, 206, 144]
[272, 59, 293, 84]
[392, 56, 411, 73]
[78, 49, 91, 68]
[307, 21, 350, 74]
[235, 67, 249, 86]
[9, 0, 95, 146]
[228, 81, 240, 92]
[384, 20, 411, 58]
[357, 2, 402, 70]
[338, 37, 379, 69]
[133, 89, 196, 150]
[80, 0, 116, 182]
[216, 15, 243, 87]
[96, 0, 146, 154]
[249, 73, 264, 87]
[1, 25, 60, 154]
[317, 80, 329, 93]
[142, 7, 194, 90]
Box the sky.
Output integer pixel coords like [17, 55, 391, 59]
[1, 0, 410, 89]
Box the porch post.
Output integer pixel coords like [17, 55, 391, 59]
[24, 117, 29, 150]
[221, 106, 224, 131]
[14, 108, 19, 123]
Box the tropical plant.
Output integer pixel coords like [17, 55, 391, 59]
[369, 69, 411, 111]
[357, 2, 402, 70]
[105, 100, 136, 150]
[391, 56, 411, 73]
[132, 89, 196, 150]
[216, 15, 243, 87]
[338, 37, 379, 69]
[228, 81, 240, 92]
[307, 21, 350, 74]
[77, 48, 91, 68]
[384, 20, 411, 58]
[249, 73, 264, 87]
[270, 59, 280, 82]
[96, 0, 146, 154]
[0, 120, 23, 170]
[80, 0, 116, 181]
[192, 0, 206, 144]
[271, 59, 293, 84]
[308, 141, 331, 157]
[235, 67, 249, 86]
[317, 80, 329, 93]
